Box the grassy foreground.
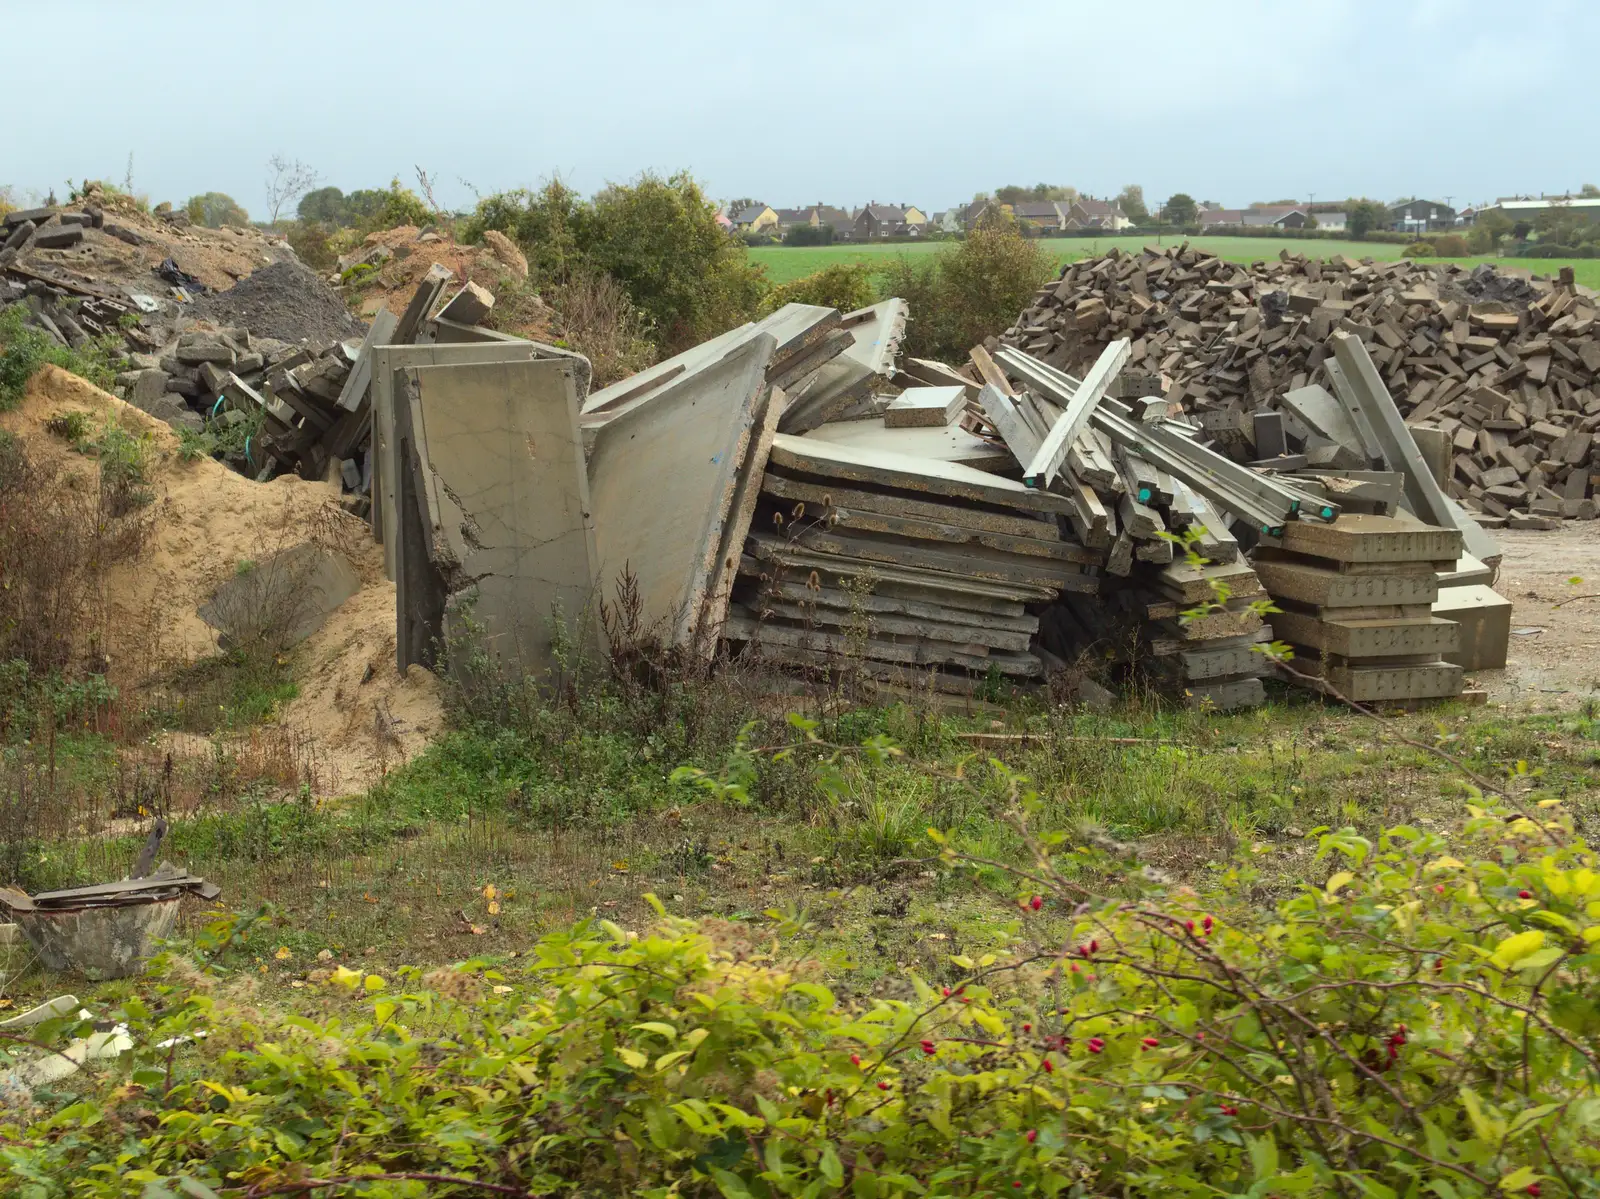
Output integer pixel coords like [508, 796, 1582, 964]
[749, 237, 1600, 289]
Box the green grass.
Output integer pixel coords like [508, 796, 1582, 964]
[749, 237, 1600, 289]
[10, 688, 1600, 1008]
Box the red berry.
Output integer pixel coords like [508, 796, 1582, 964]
[1141, 1037, 1159, 1049]
[1029, 895, 1043, 911]
[1069, 963, 1080, 973]
[1435, 884, 1445, 894]
[877, 1081, 890, 1091]
[1041, 1057, 1054, 1073]
[1519, 890, 1533, 899]
[1087, 973, 1096, 981]
[1195, 1032, 1206, 1041]
[1013, 1183, 1022, 1190]
[941, 987, 951, 997]
[1077, 944, 1089, 958]
[1526, 1185, 1542, 1197]
[1434, 958, 1445, 972]
[1185, 919, 1196, 933]
[1086, 1037, 1105, 1054]
[1220, 1104, 1238, 1117]
[1022, 1022, 1032, 1033]
[1025, 1129, 1037, 1143]
[850, 1054, 861, 1067]
[1387, 1043, 1399, 1060]
[825, 1089, 835, 1106]
[1089, 939, 1099, 954]
[921, 1040, 936, 1056]
[1395, 1024, 1407, 1034]
[1201, 916, 1213, 933]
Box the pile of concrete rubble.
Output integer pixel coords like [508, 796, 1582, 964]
[1004, 244, 1600, 533]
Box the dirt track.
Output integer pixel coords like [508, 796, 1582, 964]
[1484, 524, 1600, 706]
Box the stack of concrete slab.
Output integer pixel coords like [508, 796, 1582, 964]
[728, 432, 1093, 691]
[1255, 515, 1467, 704]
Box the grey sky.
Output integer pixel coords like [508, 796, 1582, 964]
[7, 0, 1595, 219]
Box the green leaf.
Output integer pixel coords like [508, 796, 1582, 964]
[1512, 946, 1565, 972]
[176, 1179, 222, 1199]
[633, 1021, 677, 1040]
[711, 1166, 755, 1199]
[819, 1144, 844, 1187]
[1247, 1134, 1280, 1182]
[616, 1048, 648, 1069]
[1498, 1167, 1540, 1191]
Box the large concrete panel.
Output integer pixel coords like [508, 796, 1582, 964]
[586, 335, 775, 652]
[399, 358, 597, 678]
[373, 341, 544, 580]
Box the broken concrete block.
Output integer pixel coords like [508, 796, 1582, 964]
[126, 370, 171, 412]
[436, 282, 495, 327]
[2, 221, 35, 254]
[481, 230, 529, 281]
[1433, 584, 1511, 671]
[175, 338, 234, 366]
[32, 223, 84, 249]
[883, 385, 965, 429]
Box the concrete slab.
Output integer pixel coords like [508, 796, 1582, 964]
[399, 358, 598, 678]
[587, 335, 775, 653]
[744, 532, 1052, 607]
[760, 470, 1057, 540]
[883, 386, 965, 428]
[1261, 514, 1463, 564]
[1268, 611, 1460, 658]
[1433, 584, 1512, 670]
[741, 571, 1038, 634]
[372, 341, 544, 581]
[806, 416, 1011, 470]
[779, 299, 907, 434]
[436, 282, 495, 326]
[1252, 557, 1440, 607]
[1303, 659, 1464, 702]
[787, 526, 1097, 592]
[770, 432, 1072, 515]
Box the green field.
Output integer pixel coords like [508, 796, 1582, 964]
[749, 237, 1600, 289]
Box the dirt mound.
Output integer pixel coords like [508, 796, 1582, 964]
[2, 366, 443, 792]
[192, 259, 367, 346]
[343, 225, 556, 343]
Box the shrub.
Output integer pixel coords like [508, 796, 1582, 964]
[546, 268, 658, 386]
[1431, 232, 1469, 257]
[881, 216, 1053, 360]
[1404, 240, 1436, 258]
[758, 263, 877, 317]
[0, 304, 119, 410]
[9, 771, 1599, 1196]
[461, 173, 767, 355]
[784, 223, 836, 247]
[181, 191, 249, 228]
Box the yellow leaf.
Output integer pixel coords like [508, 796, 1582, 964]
[683, 1028, 710, 1049]
[1489, 930, 1546, 971]
[633, 1022, 677, 1040]
[493, 984, 515, 994]
[483, 884, 497, 900]
[1583, 926, 1600, 944]
[617, 1048, 648, 1069]
[469, 924, 487, 936]
[1499, 1166, 1540, 1191]
[487, 901, 501, 916]
[274, 947, 292, 961]
[1325, 871, 1355, 896]
[363, 974, 386, 992]
[329, 966, 361, 990]
[1424, 856, 1464, 872]
[655, 1050, 690, 1071]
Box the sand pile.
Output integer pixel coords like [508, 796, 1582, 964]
[2, 366, 443, 791]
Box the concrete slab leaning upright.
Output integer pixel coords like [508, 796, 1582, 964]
[586, 334, 776, 655]
[395, 358, 599, 680]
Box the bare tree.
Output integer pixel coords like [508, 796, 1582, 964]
[264, 154, 320, 226]
[414, 165, 444, 217]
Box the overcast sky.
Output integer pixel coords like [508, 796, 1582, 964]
[6, 0, 1594, 219]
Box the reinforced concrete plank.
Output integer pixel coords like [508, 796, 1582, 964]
[770, 432, 1072, 515]
[401, 357, 597, 676]
[787, 525, 1097, 591]
[1251, 558, 1440, 607]
[1297, 658, 1464, 702]
[804, 504, 1091, 563]
[760, 470, 1059, 540]
[1259, 514, 1462, 564]
[749, 599, 1035, 653]
[883, 386, 965, 428]
[1268, 612, 1461, 658]
[725, 610, 1041, 676]
[744, 532, 1051, 606]
[805, 417, 1011, 471]
[587, 335, 775, 652]
[738, 571, 1039, 634]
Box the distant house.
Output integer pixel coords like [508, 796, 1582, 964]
[731, 204, 779, 234]
[1388, 199, 1456, 233]
[1064, 197, 1130, 231]
[931, 209, 963, 234]
[1200, 204, 1306, 230]
[853, 203, 928, 239]
[1011, 201, 1066, 233]
[1312, 210, 1347, 232]
[774, 207, 817, 229]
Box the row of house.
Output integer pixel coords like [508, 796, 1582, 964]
[725, 202, 931, 240]
[724, 194, 1139, 240]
